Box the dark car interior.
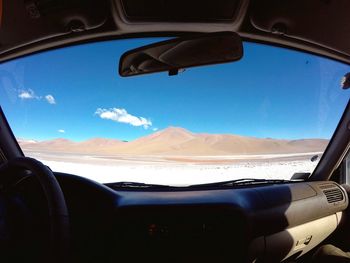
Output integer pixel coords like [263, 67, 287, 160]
[1, 0, 350, 262]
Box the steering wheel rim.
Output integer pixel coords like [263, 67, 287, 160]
[0, 157, 70, 262]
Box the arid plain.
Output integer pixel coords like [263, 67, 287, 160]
[19, 127, 327, 185]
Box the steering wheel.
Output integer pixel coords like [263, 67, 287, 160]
[0, 157, 69, 262]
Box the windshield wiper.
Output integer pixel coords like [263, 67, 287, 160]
[105, 181, 171, 189]
[188, 178, 296, 188]
[107, 178, 299, 190]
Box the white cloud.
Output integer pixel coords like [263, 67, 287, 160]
[18, 89, 38, 100]
[18, 89, 56, 105]
[58, 129, 65, 133]
[95, 108, 152, 129]
[152, 128, 158, 131]
[45, 94, 56, 104]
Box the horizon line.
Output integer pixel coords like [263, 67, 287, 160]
[16, 126, 330, 143]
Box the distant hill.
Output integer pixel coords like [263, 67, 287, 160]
[18, 127, 329, 155]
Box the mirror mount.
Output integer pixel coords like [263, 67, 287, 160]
[341, 72, 350, 90]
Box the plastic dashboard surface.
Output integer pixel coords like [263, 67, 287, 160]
[54, 173, 348, 263]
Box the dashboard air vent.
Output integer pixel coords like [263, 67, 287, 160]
[322, 187, 344, 203]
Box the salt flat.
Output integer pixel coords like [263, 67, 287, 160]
[25, 150, 319, 186]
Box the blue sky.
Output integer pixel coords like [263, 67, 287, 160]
[0, 38, 349, 142]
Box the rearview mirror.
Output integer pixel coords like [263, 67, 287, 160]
[119, 32, 243, 77]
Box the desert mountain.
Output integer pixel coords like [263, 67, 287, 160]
[17, 138, 38, 146]
[19, 127, 329, 155]
[20, 137, 123, 154]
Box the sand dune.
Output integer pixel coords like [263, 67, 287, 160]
[19, 127, 329, 155]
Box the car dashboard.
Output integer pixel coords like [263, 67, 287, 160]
[52, 173, 348, 263]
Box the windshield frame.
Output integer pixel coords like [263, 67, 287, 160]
[0, 35, 349, 184]
[310, 100, 350, 181]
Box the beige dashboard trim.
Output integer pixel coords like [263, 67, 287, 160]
[249, 213, 341, 262]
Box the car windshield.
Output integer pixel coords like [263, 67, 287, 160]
[0, 38, 349, 185]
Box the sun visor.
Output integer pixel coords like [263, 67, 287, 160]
[250, 0, 350, 57]
[0, 0, 108, 54]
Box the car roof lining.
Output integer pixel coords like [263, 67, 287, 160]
[0, 0, 350, 65]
